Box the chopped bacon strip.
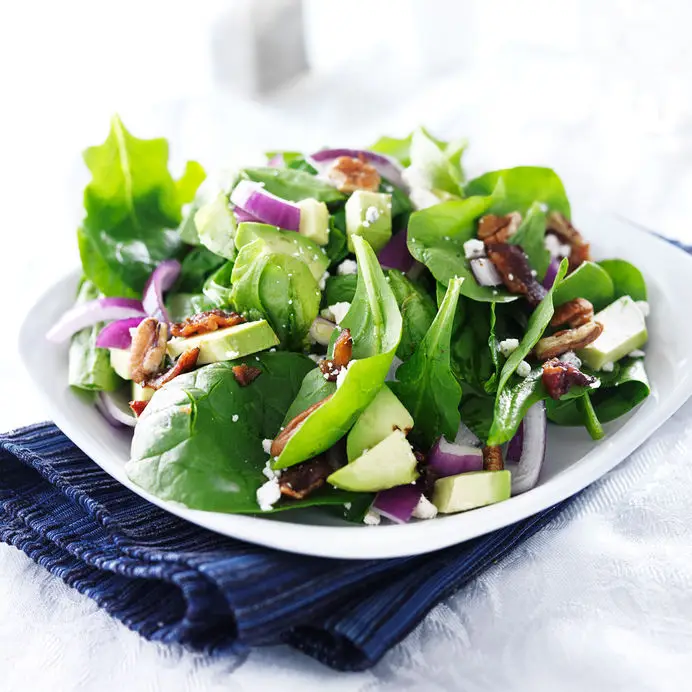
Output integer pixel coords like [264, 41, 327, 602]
[542, 358, 597, 400]
[477, 212, 522, 245]
[332, 328, 353, 367]
[486, 243, 547, 306]
[129, 400, 149, 417]
[279, 455, 334, 500]
[318, 359, 341, 382]
[546, 212, 592, 272]
[326, 155, 381, 193]
[170, 310, 245, 338]
[483, 445, 504, 471]
[270, 395, 334, 458]
[551, 298, 594, 328]
[232, 363, 262, 387]
[145, 348, 200, 390]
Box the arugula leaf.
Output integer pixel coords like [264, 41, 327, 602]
[553, 261, 615, 310]
[240, 167, 345, 203]
[508, 202, 551, 279]
[391, 277, 463, 448]
[175, 246, 226, 294]
[407, 198, 517, 303]
[78, 116, 205, 297]
[274, 236, 402, 469]
[598, 259, 647, 301]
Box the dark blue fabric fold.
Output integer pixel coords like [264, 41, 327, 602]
[0, 422, 570, 671]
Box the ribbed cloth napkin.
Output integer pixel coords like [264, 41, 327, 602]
[0, 422, 570, 671]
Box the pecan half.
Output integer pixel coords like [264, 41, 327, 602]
[279, 455, 334, 500]
[129, 400, 149, 417]
[270, 395, 334, 458]
[483, 445, 504, 471]
[477, 212, 522, 245]
[542, 358, 597, 400]
[232, 363, 262, 387]
[130, 318, 168, 384]
[326, 155, 381, 193]
[546, 212, 592, 272]
[332, 328, 353, 367]
[145, 347, 200, 390]
[486, 243, 547, 306]
[170, 310, 245, 338]
[551, 298, 594, 328]
[534, 321, 603, 360]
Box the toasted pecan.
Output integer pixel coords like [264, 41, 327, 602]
[542, 358, 597, 400]
[486, 243, 547, 306]
[534, 321, 603, 360]
[477, 212, 522, 245]
[130, 318, 168, 384]
[270, 395, 334, 457]
[232, 363, 262, 387]
[483, 445, 504, 471]
[551, 298, 594, 328]
[145, 348, 200, 390]
[278, 455, 334, 500]
[546, 212, 592, 272]
[170, 310, 245, 338]
[326, 155, 381, 193]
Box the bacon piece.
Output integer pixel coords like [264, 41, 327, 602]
[486, 243, 547, 306]
[129, 400, 149, 417]
[170, 310, 245, 338]
[546, 212, 592, 272]
[232, 363, 262, 387]
[145, 348, 200, 390]
[318, 359, 341, 382]
[278, 455, 334, 500]
[551, 298, 594, 328]
[542, 358, 597, 400]
[483, 445, 504, 471]
[130, 318, 169, 384]
[477, 212, 522, 245]
[270, 395, 334, 458]
[326, 155, 381, 193]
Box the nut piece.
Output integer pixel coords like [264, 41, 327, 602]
[477, 212, 522, 245]
[486, 243, 547, 306]
[546, 212, 592, 272]
[534, 321, 603, 360]
[270, 395, 334, 458]
[130, 318, 168, 384]
[551, 298, 594, 328]
[332, 328, 353, 367]
[483, 445, 504, 471]
[542, 358, 597, 400]
[326, 156, 381, 193]
[278, 455, 334, 500]
[146, 347, 200, 390]
[170, 310, 245, 338]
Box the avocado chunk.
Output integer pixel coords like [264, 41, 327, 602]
[433, 470, 511, 514]
[167, 320, 279, 365]
[234, 222, 329, 282]
[195, 192, 237, 260]
[346, 385, 414, 461]
[577, 295, 647, 370]
[109, 348, 132, 380]
[345, 190, 392, 253]
[327, 429, 418, 492]
[297, 198, 330, 246]
[132, 381, 154, 402]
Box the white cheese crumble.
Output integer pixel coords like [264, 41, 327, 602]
[628, 349, 646, 358]
[256, 477, 281, 511]
[336, 259, 358, 275]
[327, 302, 351, 325]
[516, 360, 532, 378]
[343, 502, 352, 510]
[463, 238, 486, 260]
[636, 300, 650, 318]
[363, 510, 381, 526]
[231, 414, 239, 423]
[336, 361, 355, 389]
[262, 439, 273, 455]
[318, 271, 330, 291]
[561, 351, 582, 369]
[499, 338, 520, 357]
[600, 361, 615, 372]
[412, 495, 438, 520]
[261, 459, 278, 481]
[544, 233, 571, 258]
[365, 206, 381, 225]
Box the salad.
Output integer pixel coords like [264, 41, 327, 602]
[48, 117, 651, 525]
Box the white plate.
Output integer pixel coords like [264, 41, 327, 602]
[19, 210, 692, 559]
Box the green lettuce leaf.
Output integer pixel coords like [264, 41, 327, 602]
[598, 259, 647, 301]
[553, 261, 615, 310]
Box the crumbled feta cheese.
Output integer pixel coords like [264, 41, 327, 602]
[262, 439, 273, 455]
[337, 259, 358, 276]
[335, 361, 355, 389]
[231, 414, 239, 423]
[636, 301, 650, 318]
[561, 351, 582, 369]
[499, 338, 520, 357]
[327, 302, 351, 325]
[344, 502, 352, 510]
[544, 233, 570, 259]
[508, 273, 515, 281]
[261, 459, 278, 481]
[463, 238, 486, 260]
[288, 299, 293, 305]
[363, 510, 381, 526]
[516, 360, 532, 378]
[412, 495, 438, 520]
[560, 243, 572, 257]
[365, 206, 380, 225]
[628, 349, 646, 358]
[600, 361, 615, 372]
[531, 269, 537, 277]
[256, 477, 281, 511]
[318, 271, 330, 291]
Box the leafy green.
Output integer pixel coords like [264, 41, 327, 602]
[68, 280, 120, 391]
[391, 277, 463, 448]
[407, 198, 517, 302]
[325, 210, 349, 266]
[406, 127, 466, 197]
[178, 198, 203, 245]
[388, 184, 413, 221]
[370, 133, 413, 166]
[598, 259, 647, 301]
[78, 115, 205, 297]
[577, 393, 605, 440]
[274, 236, 402, 469]
[465, 166, 570, 217]
[202, 261, 234, 308]
[264, 150, 303, 166]
[175, 246, 226, 294]
[553, 261, 615, 310]
[508, 202, 551, 279]
[166, 292, 216, 322]
[240, 167, 345, 203]
[460, 394, 495, 443]
[324, 274, 358, 306]
[194, 192, 237, 260]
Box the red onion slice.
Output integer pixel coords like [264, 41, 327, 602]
[95, 392, 137, 429]
[506, 421, 524, 463]
[372, 483, 422, 523]
[308, 148, 407, 190]
[505, 401, 547, 495]
[429, 437, 484, 477]
[47, 298, 146, 343]
[230, 180, 301, 231]
[142, 259, 181, 322]
[470, 258, 503, 287]
[234, 207, 261, 224]
[542, 258, 560, 289]
[378, 229, 415, 272]
[95, 317, 145, 349]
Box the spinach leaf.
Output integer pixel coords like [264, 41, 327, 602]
[324, 274, 358, 306]
[370, 133, 413, 166]
[274, 236, 402, 469]
[68, 280, 120, 392]
[598, 259, 647, 301]
[508, 202, 551, 279]
[577, 393, 605, 440]
[553, 261, 615, 310]
[388, 183, 413, 221]
[166, 292, 216, 322]
[326, 210, 349, 266]
[78, 116, 205, 297]
[178, 198, 203, 245]
[391, 277, 463, 448]
[406, 127, 466, 196]
[240, 167, 345, 203]
[202, 261, 235, 308]
[460, 394, 495, 443]
[407, 198, 518, 303]
[465, 166, 570, 217]
[175, 246, 226, 294]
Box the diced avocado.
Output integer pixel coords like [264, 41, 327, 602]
[195, 192, 237, 260]
[346, 385, 414, 461]
[345, 190, 392, 253]
[327, 429, 418, 492]
[577, 295, 648, 370]
[433, 470, 511, 514]
[167, 320, 279, 365]
[297, 198, 330, 246]
[132, 381, 154, 402]
[234, 222, 329, 282]
[110, 348, 132, 380]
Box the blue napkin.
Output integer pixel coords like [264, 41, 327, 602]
[0, 422, 570, 671]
